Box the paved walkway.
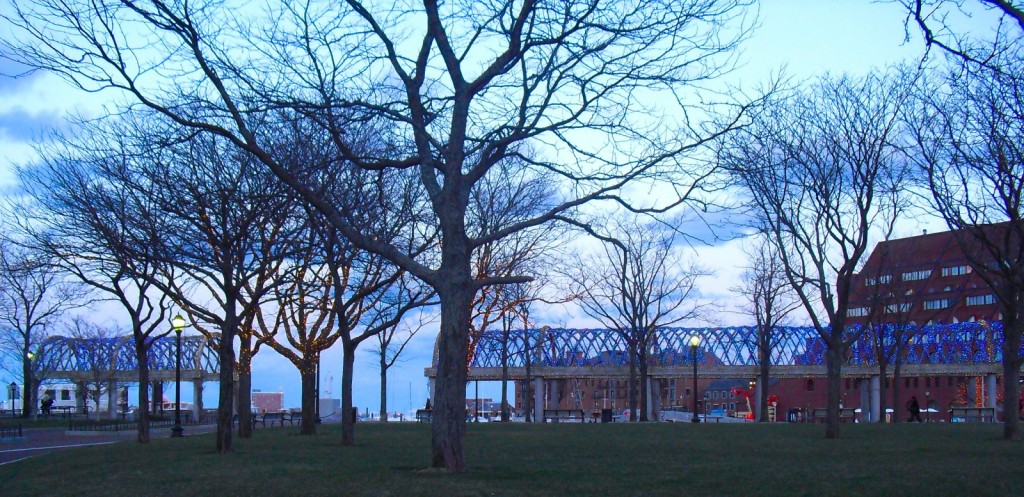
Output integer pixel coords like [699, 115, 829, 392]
[0, 425, 217, 466]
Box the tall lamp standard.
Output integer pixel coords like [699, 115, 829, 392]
[925, 390, 931, 423]
[170, 314, 186, 438]
[690, 335, 701, 423]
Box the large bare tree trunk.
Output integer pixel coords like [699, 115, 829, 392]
[825, 345, 843, 439]
[300, 361, 317, 435]
[758, 351, 771, 423]
[1002, 315, 1022, 439]
[135, 349, 151, 443]
[21, 360, 33, 419]
[341, 341, 357, 445]
[379, 353, 388, 423]
[215, 311, 237, 453]
[236, 338, 253, 438]
[431, 283, 472, 472]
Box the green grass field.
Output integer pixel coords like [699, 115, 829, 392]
[2, 422, 1023, 496]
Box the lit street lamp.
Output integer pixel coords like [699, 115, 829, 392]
[925, 390, 931, 423]
[170, 314, 186, 438]
[690, 335, 700, 423]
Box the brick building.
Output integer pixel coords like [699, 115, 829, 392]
[252, 390, 284, 413]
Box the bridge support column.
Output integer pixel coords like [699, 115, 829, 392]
[550, 380, 560, 409]
[533, 377, 543, 422]
[107, 381, 118, 419]
[986, 374, 998, 416]
[870, 376, 881, 423]
[193, 381, 203, 421]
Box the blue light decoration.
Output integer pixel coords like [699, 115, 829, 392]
[462, 321, 1010, 370]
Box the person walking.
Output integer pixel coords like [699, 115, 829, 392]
[908, 395, 923, 423]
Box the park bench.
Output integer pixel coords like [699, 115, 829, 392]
[949, 406, 995, 423]
[812, 408, 856, 423]
[232, 413, 261, 429]
[260, 411, 289, 427]
[415, 409, 432, 423]
[543, 409, 585, 423]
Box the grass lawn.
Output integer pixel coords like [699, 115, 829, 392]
[1, 422, 1022, 496]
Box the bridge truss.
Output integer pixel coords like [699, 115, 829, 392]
[32, 334, 220, 383]
[428, 321, 1011, 380]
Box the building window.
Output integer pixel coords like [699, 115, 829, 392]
[847, 307, 869, 317]
[941, 265, 971, 277]
[948, 377, 954, 387]
[865, 275, 892, 286]
[712, 391, 718, 399]
[966, 294, 996, 306]
[923, 298, 955, 310]
[902, 270, 932, 281]
[913, 377, 919, 388]
[885, 303, 911, 313]
[806, 379, 814, 391]
[61, 390, 71, 401]
[905, 378, 910, 388]
[926, 377, 931, 388]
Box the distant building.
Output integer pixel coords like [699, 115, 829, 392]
[252, 390, 283, 413]
[846, 225, 1006, 325]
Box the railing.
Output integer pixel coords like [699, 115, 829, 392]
[0, 424, 23, 438]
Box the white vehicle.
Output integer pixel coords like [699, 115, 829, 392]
[5, 383, 113, 414]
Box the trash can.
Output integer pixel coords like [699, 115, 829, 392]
[601, 408, 613, 423]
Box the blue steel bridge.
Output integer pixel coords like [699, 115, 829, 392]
[31, 334, 220, 382]
[426, 321, 1011, 380]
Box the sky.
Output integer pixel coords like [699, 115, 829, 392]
[0, 2, 997, 415]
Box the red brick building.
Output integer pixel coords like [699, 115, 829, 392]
[252, 390, 284, 413]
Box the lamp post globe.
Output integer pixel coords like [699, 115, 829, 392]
[170, 314, 186, 438]
[690, 335, 700, 423]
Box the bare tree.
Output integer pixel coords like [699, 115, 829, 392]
[720, 69, 915, 438]
[905, 54, 1024, 438]
[0, 238, 86, 418]
[1, 0, 757, 469]
[569, 216, 709, 422]
[733, 236, 799, 422]
[63, 317, 122, 419]
[900, 0, 1023, 70]
[372, 303, 435, 423]
[13, 119, 175, 441]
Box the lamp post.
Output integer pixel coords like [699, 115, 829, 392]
[690, 335, 700, 423]
[925, 390, 931, 423]
[170, 314, 186, 438]
[25, 351, 37, 419]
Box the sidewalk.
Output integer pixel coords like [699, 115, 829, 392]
[0, 424, 216, 466]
